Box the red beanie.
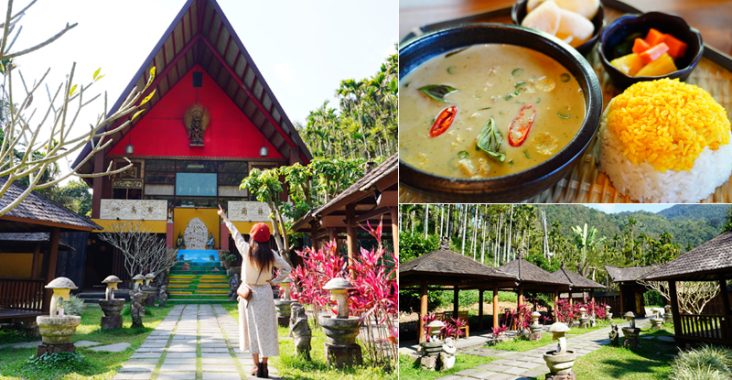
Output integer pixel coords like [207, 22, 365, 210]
[250, 223, 271, 243]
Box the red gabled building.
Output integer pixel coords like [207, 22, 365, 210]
[73, 0, 311, 288]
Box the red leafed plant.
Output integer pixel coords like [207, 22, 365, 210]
[492, 325, 508, 337]
[289, 219, 398, 369]
[501, 304, 533, 330]
[555, 299, 608, 323]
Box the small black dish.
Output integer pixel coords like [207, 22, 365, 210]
[512, 0, 604, 56]
[399, 23, 603, 202]
[599, 12, 703, 90]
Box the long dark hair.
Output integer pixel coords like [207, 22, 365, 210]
[249, 240, 275, 272]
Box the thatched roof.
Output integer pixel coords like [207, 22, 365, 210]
[498, 258, 570, 291]
[0, 179, 100, 232]
[644, 232, 732, 281]
[549, 267, 605, 289]
[606, 265, 658, 283]
[400, 246, 517, 288]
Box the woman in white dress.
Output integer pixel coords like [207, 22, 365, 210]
[218, 205, 291, 378]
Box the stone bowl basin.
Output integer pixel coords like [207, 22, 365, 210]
[543, 350, 576, 374]
[36, 315, 81, 344]
[318, 315, 360, 346]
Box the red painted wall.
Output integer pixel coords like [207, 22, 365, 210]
[109, 65, 284, 160]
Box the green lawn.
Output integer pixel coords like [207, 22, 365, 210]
[490, 318, 626, 352]
[399, 353, 496, 380]
[0, 304, 173, 380]
[222, 303, 396, 380]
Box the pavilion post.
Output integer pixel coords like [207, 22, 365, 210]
[453, 286, 459, 318]
[516, 287, 524, 330]
[478, 289, 484, 330]
[619, 286, 625, 314]
[389, 207, 398, 256]
[419, 281, 428, 343]
[310, 221, 319, 249]
[91, 154, 104, 218]
[43, 228, 60, 313]
[720, 279, 731, 340]
[668, 281, 682, 341]
[554, 292, 559, 320]
[493, 288, 499, 329]
[345, 204, 357, 265]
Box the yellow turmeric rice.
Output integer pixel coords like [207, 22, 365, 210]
[605, 78, 730, 172]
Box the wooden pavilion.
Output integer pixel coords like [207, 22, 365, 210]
[644, 232, 732, 346]
[291, 154, 398, 261]
[606, 265, 658, 317]
[0, 180, 100, 322]
[498, 258, 571, 323]
[399, 245, 517, 342]
[548, 266, 605, 306]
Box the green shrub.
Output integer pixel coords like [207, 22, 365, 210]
[24, 352, 92, 373]
[58, 295, 85, 316]
[670, 345, 732, 380]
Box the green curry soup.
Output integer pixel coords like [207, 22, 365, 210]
[399, 44, 586, 178]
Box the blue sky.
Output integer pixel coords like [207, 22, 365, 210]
[7, 0, 397, 173]
[585, 204, 675, 214]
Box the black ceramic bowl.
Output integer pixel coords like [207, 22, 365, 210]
[399, 23, 603, 202]
[599, 12, 703, 89]
[512, 0, 604, 56]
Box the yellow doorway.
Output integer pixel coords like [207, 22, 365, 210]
[173, 208, 220, 249]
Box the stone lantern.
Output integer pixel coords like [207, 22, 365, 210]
[543, 322, 576, 379]
[579, 307, 590, 328]
[132, 274, 145, 290]
[650, 309, 664, 329]
[663, 304, 673, 323]
[605, 304, 612, 320]
[142, 272, 158, 306]
[420, 319, 445, 370]
[529, 311, 543, 340]
[36, 277, 81, 356]
[274, 278, 295, 327]
[99, 275, 125, 330]
[426, 319, 445, 342]
[621, 311, 640, 348]
[318, 277, 362, 368]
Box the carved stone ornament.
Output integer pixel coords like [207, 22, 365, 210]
[183, 104, 210, 146]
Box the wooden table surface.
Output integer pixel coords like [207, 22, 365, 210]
[400, 0, 732, 56]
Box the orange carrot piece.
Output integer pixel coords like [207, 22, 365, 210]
[645, 28, 666, 46]
[632, 38, 651, 54]
[639, 42, 669, 64]
[663, 34, 688, 59]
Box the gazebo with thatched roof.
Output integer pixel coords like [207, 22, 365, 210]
[644, 231, 732, 346]
[498, 258, 570, 322]
[400, 244, 517, 341]
[548, 266, 605, 307]
[606, 265, 658, 317]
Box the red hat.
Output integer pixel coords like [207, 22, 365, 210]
[250, 223, 271, 243]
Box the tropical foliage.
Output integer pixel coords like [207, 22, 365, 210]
[301, 53, 397, 160]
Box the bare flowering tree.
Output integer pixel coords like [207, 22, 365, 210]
[0, 0, 156, 216]
[98, 221, 177, 281]
[639, 280, 720, 314]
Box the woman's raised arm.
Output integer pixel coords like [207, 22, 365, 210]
[218, 204, 249, 259]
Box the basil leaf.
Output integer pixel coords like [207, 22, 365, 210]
[418, 84, 457, 102]
[476, 117, 505, 162]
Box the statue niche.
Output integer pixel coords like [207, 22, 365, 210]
[183, 104, 210, 146]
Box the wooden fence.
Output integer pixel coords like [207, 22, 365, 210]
[678, 314, 728, 344]
[0, 279, 45, 311]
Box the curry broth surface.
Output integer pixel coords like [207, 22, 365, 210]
[399, 44, 585, 178]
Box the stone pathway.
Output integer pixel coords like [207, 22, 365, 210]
[114, 304, 279, 380]
[437, 319, 650, 380]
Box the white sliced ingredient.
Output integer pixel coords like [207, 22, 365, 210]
[527, 0, 546, 13]
[554, 0, 599, 20]
[556, 8, 594, 47]
[521, 0, 561, 36]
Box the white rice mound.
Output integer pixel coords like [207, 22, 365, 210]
[599, 113, 732, 203]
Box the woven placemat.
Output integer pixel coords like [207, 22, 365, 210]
[399, 7, 732, 203]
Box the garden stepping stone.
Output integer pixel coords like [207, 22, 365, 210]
[75, 340, 102, 347]
[89, 342, 131, 352]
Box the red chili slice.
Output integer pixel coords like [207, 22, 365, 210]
[429, 105, 458, 137]
[508, 104, 537, 147]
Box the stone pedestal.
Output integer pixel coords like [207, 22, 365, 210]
[36, 315, 81, 356]
[543, 350, 576, 380]
[99, 299, 125, 330]
[142, 287, 158, 306]
[650, 317, 664, 329]
[274, 299, 294, 327]
[319, 315, 363, 368]
[529, 325, 543, 340]
[419, 340, 443, 370]
[621, 327, 640, 349]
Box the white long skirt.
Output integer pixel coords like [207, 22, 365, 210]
[238, 284, 279, 357]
